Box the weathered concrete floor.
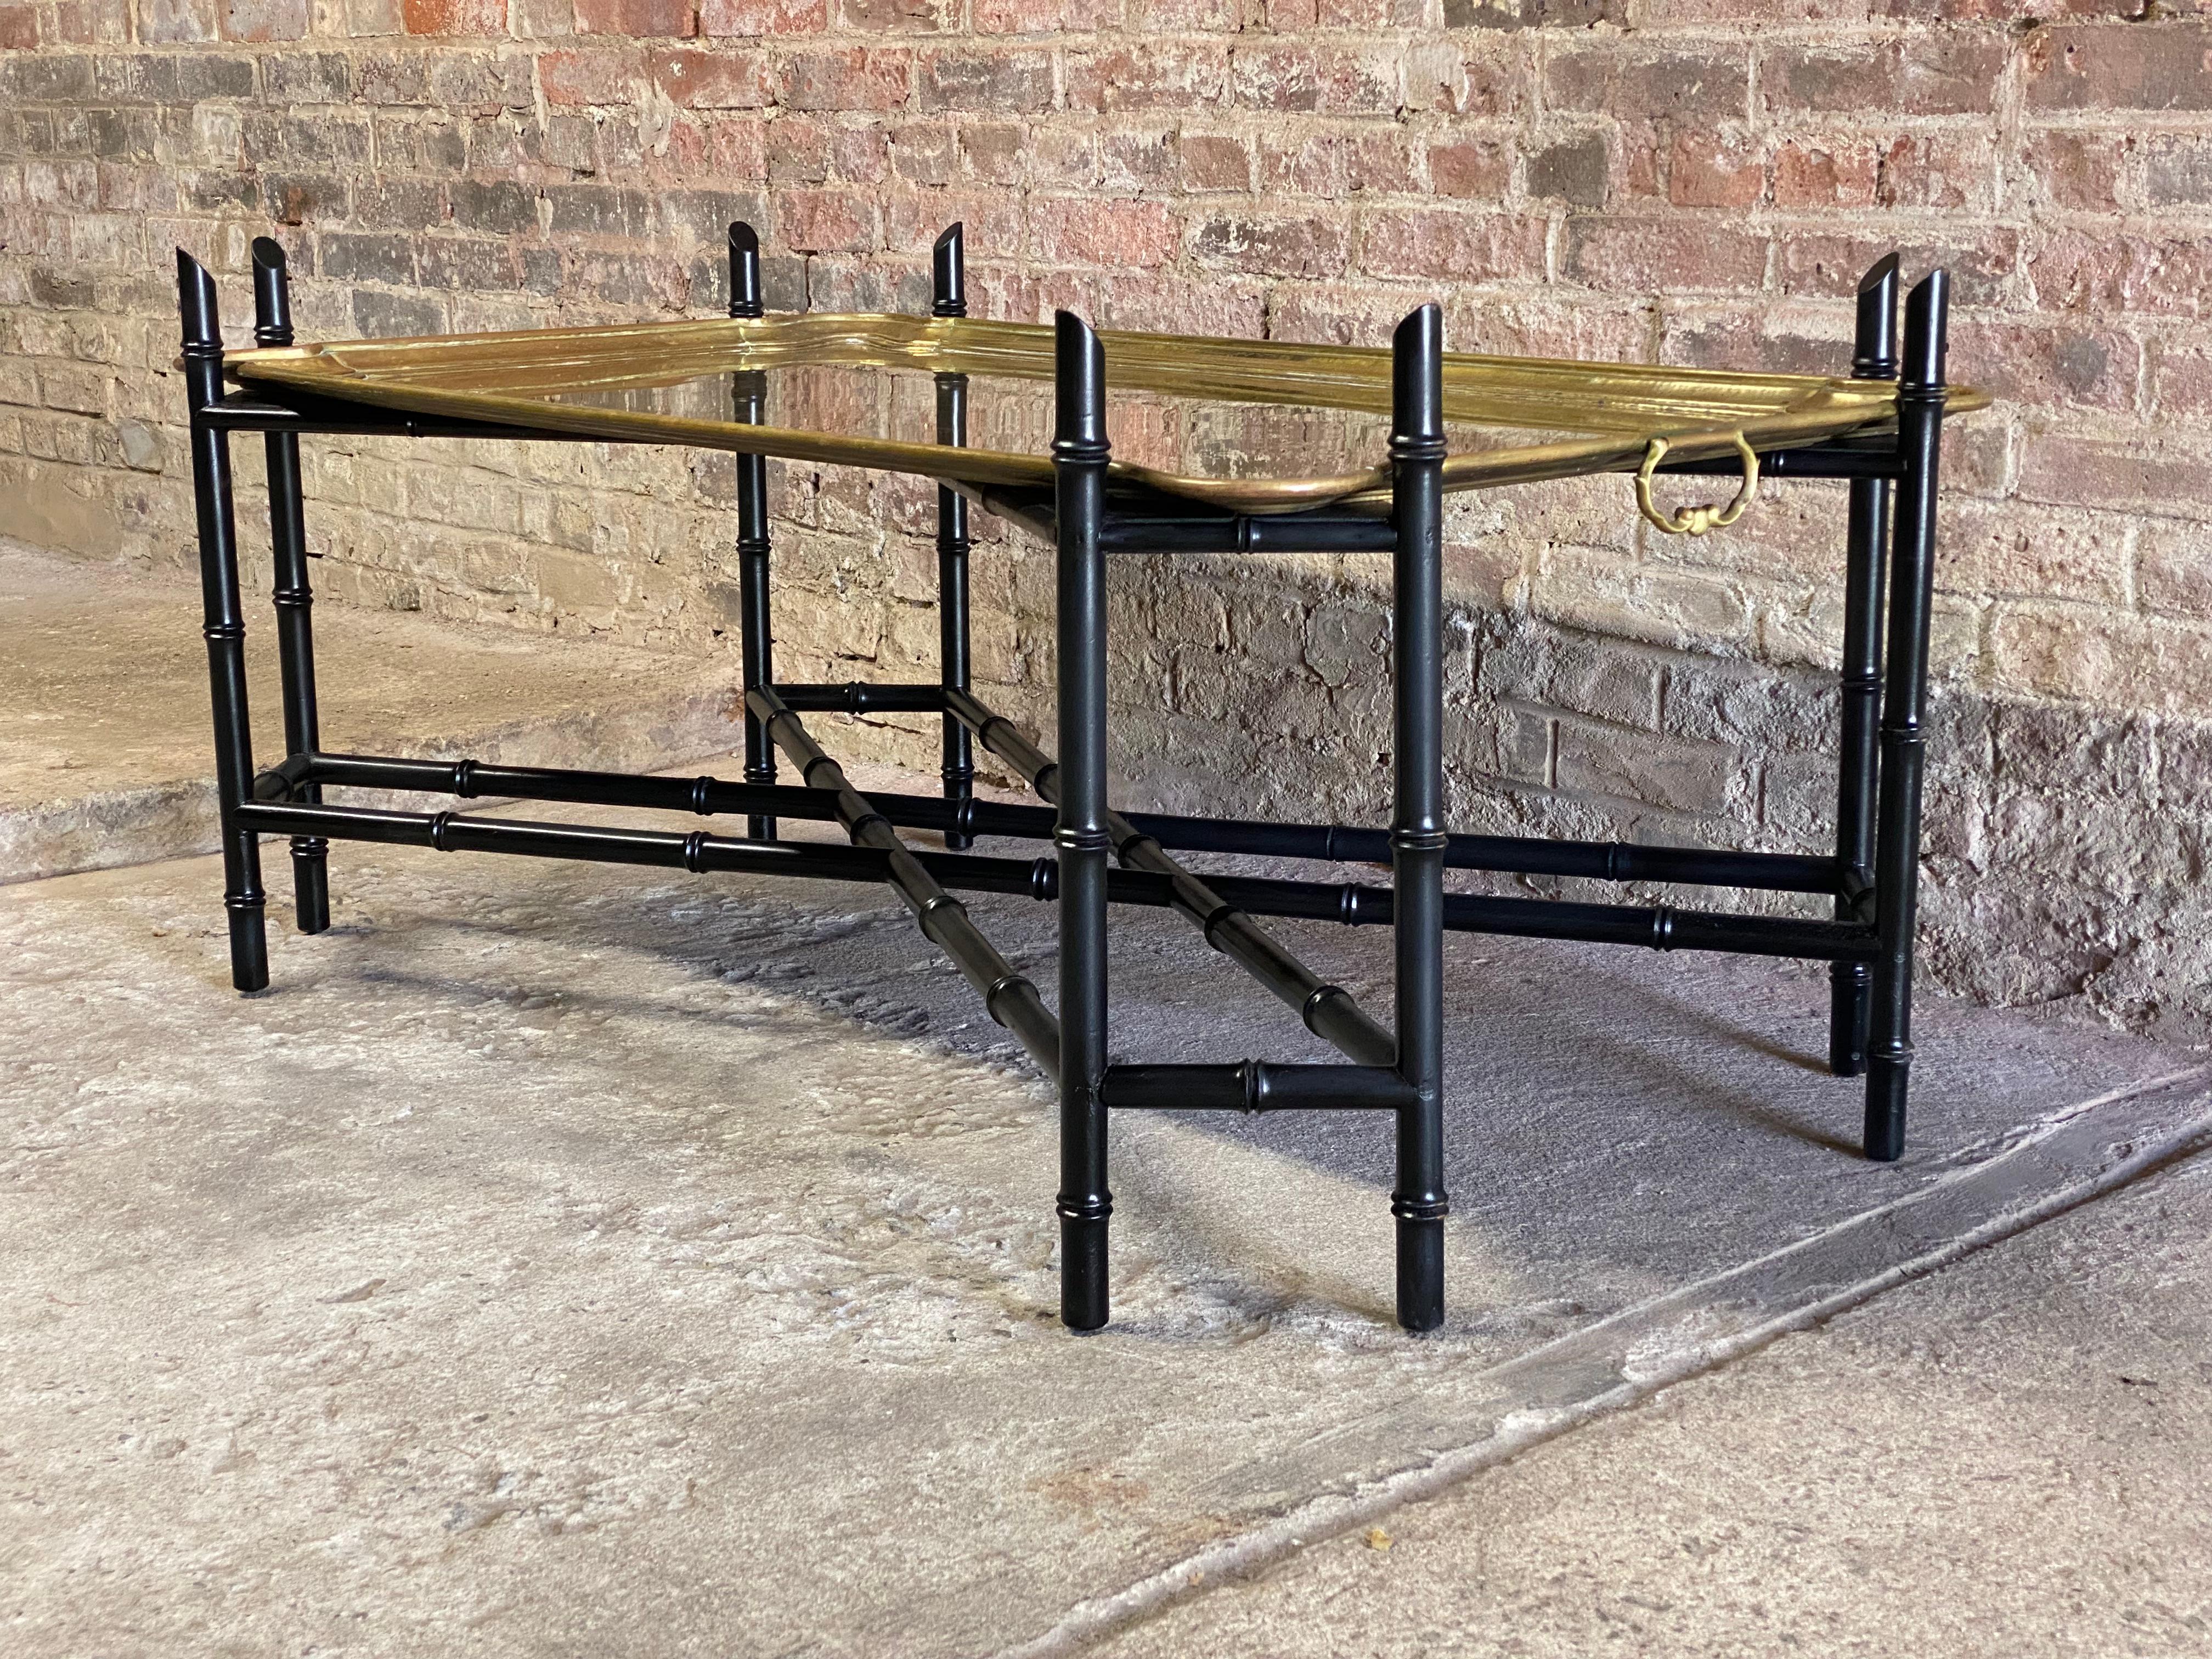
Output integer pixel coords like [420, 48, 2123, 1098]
[1093, 1148, 2212, 1658]
[2, 802, 2205, 1657]
[3, 546, 2208, 1655]
[0, 542, 747, 884]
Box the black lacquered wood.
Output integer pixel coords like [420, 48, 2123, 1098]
[1054, 312, 1113, 1332]
[257, 750, 1881, 963]
[285, 747, 1841, 894]
[1829, 255, 1899, 1078]
[749, 686, 1062, 1077]
[731, 221, 777, 840]
[1864, 272, 1950, 1163]
[945, 688, 1396, 1069]
[935, 223, 977, 851]
[1100, 514, 1400, 555]
[1389, 304, 1449, 1333]
[178, 250, 268, 992]
[771, 682, 948, 714]
[198, 389, 613, 443]
[241, 798, 1053, 893]
[1655, 444, 1901, 482]
[1102, 1063, 1417, 1114]
[252, 237, 330, 936]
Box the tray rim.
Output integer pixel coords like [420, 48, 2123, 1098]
[225, 312, 1989, 514]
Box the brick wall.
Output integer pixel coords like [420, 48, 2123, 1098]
[3, 4, 2210, 1037]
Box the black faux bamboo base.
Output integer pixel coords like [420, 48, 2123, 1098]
[243, 747, 1879, 966]
[178, 223, 1952, 1336]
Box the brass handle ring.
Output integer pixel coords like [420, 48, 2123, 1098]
[1634, 432, 1760, 537]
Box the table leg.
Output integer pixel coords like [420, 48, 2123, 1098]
[178, 251, 269, 993]
[1865, 271, 1952, 1162]
[1054, 312, 1112, 1332]
[730, 222, 776, 841]
[933, 224, 975, 851]
[1829, 255, 1899, 1075]
[1390, 304, 1449, 1333]
[251, 237, 330, 935]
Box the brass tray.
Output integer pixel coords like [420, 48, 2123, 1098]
[226, 313, 1988, 515]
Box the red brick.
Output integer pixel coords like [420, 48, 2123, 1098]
[137, 0, 215, 38]
[837, 0, 950, 30]
[1255, 129, 1417, 197]
[2022, 127, 2129, 211]
[0, 5, 40, 44]
[1526, 131, 1609, 205]
[398, 0, 506, 31]
[1101, 128, 1177, 193]
[1949, 319, 2142, 415]
[536, 50, 628, 103]
[2152, 338, 2212, 421]
[1875, 130, 1996, 211]
[1565, 216, 1768, 295]
[1639, 0, 1860, 16]
[1189, 212, 1348, 279]
[1028, 125, 1098, 189]
[576, 0, 696, 34]
[1445, 295, 1650, 365]
[883, 191, 1020, 253]
[1229, 44, 1402, 115]
[1065, 45, 1228, 111]
[1133, 0, 1233, 26]
[1667, 127, 1763, 208]
[2027, 230, 2212, 319]
[2018, 434, 2212, 515]
[781, 47, 911, 111]
[1761, 33, 2005, 116]
[1361, 210, 1548, 284]
[56, 0, 128, 41]
[1451, 41, 1523, 119]
[831, 122, 890, 182]
[1427, 135, 1510, 200]
[1773, 139, 1876, 209]
[958, 121, 1025, 184]
[648, 47, 771, 108]
[1940, 499, 2128, 608]
[886, 119, 956, 186]
[975, 0, 1119, 27]
[2024, 21, 2212, 112]
[698, 0, 823, 31]
[1178, 132, 1252, 193]
[1314, 0, 1416, 24]
[702, 113, 768, 177]
[1987, 603, 2212, 710]
[2143, 132, 2212, 208]
[2137, 516, 2212, 620]
[778, 188, 879, 252]
[1029, 196, 1181, 267]
[916, 47, 1054, 112]
[1770, 131, 1991, 212]
[767, 115, 832, 183]
[1545, 44, 1749, 121]
[1657, 310, 1844, 379]
[402, 0, 504, 32]
[1777, 230, 2017, 309]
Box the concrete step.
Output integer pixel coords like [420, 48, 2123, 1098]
[0, 542, 748, 885]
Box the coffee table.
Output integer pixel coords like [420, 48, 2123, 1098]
[175, 224, 1983, 1331]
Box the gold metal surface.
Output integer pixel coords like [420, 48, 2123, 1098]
[1634, 433, 1760, 537]
[227, 313, 1989, 514]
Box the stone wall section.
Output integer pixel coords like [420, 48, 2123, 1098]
[3, 4, 2209, 1036]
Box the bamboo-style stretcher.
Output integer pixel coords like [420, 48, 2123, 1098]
[176, 222, 1980, 1331]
